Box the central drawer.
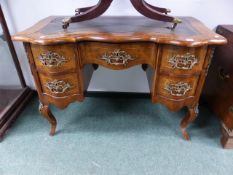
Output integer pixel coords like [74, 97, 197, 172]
[79, 42, 157, 69]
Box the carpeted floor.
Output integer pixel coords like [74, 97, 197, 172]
[0, 96, 233, 175]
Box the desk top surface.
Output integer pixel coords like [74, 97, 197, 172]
[12, 16, 226, 47]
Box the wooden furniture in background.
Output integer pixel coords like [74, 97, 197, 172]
[12, 16, 226, 140]
[203, 25, 233, 149]
[0, 5, 33, 140]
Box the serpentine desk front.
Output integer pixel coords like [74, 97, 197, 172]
[12, 16, 226, 140]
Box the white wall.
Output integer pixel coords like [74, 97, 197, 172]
[3, 0, 233, 92]
[0, 1, 21, 87]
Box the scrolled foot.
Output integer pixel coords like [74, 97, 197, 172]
[180, 104, 199, 140]
[62, 17, 71, 29]
[39, 102, 57, 136]
[171, 18, 182, 30]
[181, 128, 190, 141]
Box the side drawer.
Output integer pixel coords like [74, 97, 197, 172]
[39, 73, 81, 97]
[157, 75, 200, 99]
[31, 44, 77, 73]
[160, 45, 207, 75]
[79, 42, 157, 69]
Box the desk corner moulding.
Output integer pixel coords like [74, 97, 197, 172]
[12, 1, 227, 142]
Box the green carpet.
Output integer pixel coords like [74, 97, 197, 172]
[0, 96, 233, 175]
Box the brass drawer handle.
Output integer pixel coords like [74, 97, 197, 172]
[168, 53, 198, 70]
[219, 68, 230, 80]
[101, 49, 135, 66]
[39, 51, 68, 67]
[45, 80, 71, 94]
[164, 82, 192, 96]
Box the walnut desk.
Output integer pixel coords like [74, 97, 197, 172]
[12, 16, 226, 140]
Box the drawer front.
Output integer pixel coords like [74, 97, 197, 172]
[160, 45, 207, 74]
[157, 75, 199, 99]
[39, 73, 80, 97]
[79, 42, 157, 69]
[31, 44, 77, 73]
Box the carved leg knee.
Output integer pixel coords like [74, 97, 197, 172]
[180, 104, 199, 140]
[39, 102, 57, 136]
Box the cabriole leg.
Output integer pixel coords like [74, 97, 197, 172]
[180, 104, 199, 140]
[39, 102, 57, 136]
